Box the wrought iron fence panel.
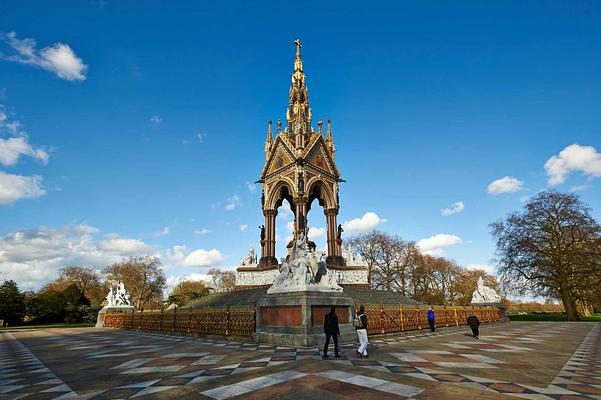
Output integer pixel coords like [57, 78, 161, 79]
[229, 307, 255, 336]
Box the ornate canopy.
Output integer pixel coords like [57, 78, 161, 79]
[258, 40, 345, 267]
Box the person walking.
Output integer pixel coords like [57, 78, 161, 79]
[354, 305, 369, 358]
[323, 306, 340, 358]
[467, 313, 480, 339]
[427, 306, 436, 332]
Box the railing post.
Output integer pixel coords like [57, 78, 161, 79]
[129, 309, 134, 329]
[187, 308, 192, 333]
[400, 305, 405, 332]
[138, 309, 143, 330]
[159, 308, 164, 332]
[416, 304, 421, 330]
[172, 306, 177, 332]
[453, 308, 458, 326]
[253, 306, 257, 333]
[226, 305, 231, 336]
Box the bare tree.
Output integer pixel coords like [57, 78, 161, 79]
[490, 191, 601, 320]
[103, 256, 166, 310]
[207, 269, 236, 292]
[347, 231, 387, 286]
[44, 266, 108, 308]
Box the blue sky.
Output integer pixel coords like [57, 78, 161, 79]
[1, 1, 600, 291]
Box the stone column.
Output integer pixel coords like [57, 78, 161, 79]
[325, 208, 345, 266]
[259, 209, 278, 267]
[294, 198, 308, 238]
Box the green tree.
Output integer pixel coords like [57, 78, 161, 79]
[168, 280, 211, 306]
[491, 191, 601, 321]
[24, 285, 91, 324]
[0, 280, 25, 325]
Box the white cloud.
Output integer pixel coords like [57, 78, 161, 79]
[245, 181, 257, 193]
[165, 244, 223, 268]
[342, 212, 384, 234]
[277, 201, 293, 220]
[149, 115, 162, 126]
[97, 237, 150, 254]
[286, 221, 295, 233]
[0, 171, 45, 204]
[417, 233, 462, 256]
[465, 264, 496, 274]
[544, 144, 601, 186]
[239, 224, 248, 231]
[519, 195, 531, 203]
[308, 226, 325, 239]
[0, 224, 150, 290]
[224, 194, 241, 211]
[194, 228, 212, 235]
[196, 133, 206, 143]
[0, 136, 49, 166]
[441, 201, 464, 216]
[0, 106, 49, 167]
[182, 249, 223, 267]
[2, 32, 88, 81]
[569, 184, 591, 193]
[487, 176, 524, 195]
[152, 226, 170, 237]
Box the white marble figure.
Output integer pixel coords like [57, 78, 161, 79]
[104, 282, 132, 307]
[471, 277, 501, 303]
[268, 232, 342, 294]
[240, 246, 258, 266]
[342, 244, 367, 266]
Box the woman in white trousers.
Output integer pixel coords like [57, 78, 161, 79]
[355, 305, 369, 357]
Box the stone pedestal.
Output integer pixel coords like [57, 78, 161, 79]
[96, 306, 134, 328]
[471, 302, 509, 323]
[254, 291, 356, 346]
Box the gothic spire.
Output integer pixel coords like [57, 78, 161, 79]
[265, 120, 273, 157]
[286, 39, 312, 143]
[326, 119, 335, 155]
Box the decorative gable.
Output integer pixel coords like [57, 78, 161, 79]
[304, 136, 339, 178]
[261, 136, 295, 179]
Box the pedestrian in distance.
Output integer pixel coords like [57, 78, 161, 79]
[467, 312, 480, 339]
[323, 306, 340, 358]
[427, 306, 436, 332]
[354, 305, 369, 358]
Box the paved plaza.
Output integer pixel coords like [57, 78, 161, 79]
[1, 322, 600, 399]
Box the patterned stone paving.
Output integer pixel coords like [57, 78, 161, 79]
[0, 321, 599, 399]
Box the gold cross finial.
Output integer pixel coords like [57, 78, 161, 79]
[294, 38, 302, 49]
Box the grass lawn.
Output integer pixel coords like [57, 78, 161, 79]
[583, 314, 601, 322]
[508, 313, 601, 322]
[0, 322, 95, 330]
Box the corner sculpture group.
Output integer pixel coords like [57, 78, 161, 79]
[269, 232, 342, 294]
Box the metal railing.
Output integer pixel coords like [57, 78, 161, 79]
[103, 304, 499, 337]
[358, 304, 500, 335]
[103, 305, 256, 337]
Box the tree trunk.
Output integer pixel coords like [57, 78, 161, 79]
[559, 286, 580, 321]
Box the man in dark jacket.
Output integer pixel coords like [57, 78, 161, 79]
[467, 313, 480, 339]
[427, 306, 436, 332]
[323, 306, 340, 358]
